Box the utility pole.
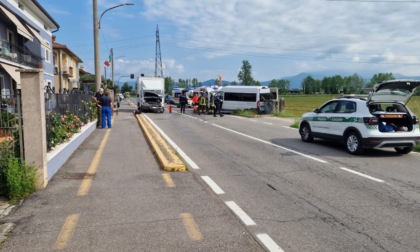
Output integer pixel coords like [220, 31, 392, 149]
[93, 0, 101, 91]
[155, 25, 163, 77]
[111, 48, 114, 87]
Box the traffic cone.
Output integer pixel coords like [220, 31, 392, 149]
[169, 104, 172, 113]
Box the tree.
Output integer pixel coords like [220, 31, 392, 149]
[165, 77, 173, 95]
[367, 73, 394, 88]
[121, 82, 133, 94]
[269, 79, 290, 94]
[302, 76, 316, 94]
[238, 60, 255, 85]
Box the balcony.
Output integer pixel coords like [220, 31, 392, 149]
[62, 66, 74, 78]
[0, 40, 43, 68]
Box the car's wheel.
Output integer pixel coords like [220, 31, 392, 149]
[345, 131, 363, 155]
[394, 146, 413, 154]
[300, 123, 314, 142]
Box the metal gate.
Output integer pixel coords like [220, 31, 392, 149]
[0, 91, 24, 195]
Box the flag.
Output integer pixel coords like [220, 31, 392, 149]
[104, 61, 110, 67]
[109, 49, 112, 63]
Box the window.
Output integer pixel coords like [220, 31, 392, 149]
[224, 92, 256, 101]
[44, 48, 50, 63]
[320, 101, 339, 113]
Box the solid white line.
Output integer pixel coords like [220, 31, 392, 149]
[143, 114, 200, 169]
[225, 201, 256, 226]
[213, 124, 327, 164]
[340, 167, 385, 183]
[263, 122, 273, 125]
[201, 176, 225, 194]
[256, 233, 285, 252]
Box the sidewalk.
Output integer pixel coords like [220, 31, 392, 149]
[0, 100, 262, 251]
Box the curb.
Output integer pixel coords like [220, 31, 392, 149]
[135, 114, 187, 171]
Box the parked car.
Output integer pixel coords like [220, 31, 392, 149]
[165, 95, 175, 104]
[299, 80, 420, 155]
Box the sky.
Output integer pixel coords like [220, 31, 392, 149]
[37, 0, 420, 85]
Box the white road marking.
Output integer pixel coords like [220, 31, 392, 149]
[201, 176, 225, 194]
[263, 122, 273, 125]
[340, 167, 385, 183]
[225, 201, 256, 226]
[256, 233, 285, 252]
[143, 114, 200, 169]
[213, 124, 327, 164]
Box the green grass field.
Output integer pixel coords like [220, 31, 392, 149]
[278, 95, 420, 119]
[277, 95, 420, 152]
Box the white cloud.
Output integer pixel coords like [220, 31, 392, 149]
[141, 0, 420, 78]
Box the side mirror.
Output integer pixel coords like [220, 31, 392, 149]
[314, 108, 320, 113]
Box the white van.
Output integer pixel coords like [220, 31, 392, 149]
[218, 86, 271, 112]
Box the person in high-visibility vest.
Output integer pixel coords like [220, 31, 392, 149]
[192, 92, 199, 113]
[198, 93, 207, 115]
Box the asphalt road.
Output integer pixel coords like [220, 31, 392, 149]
[145, 105, 420, 252]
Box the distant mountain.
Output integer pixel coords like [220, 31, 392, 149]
[201, 72, 420, 90]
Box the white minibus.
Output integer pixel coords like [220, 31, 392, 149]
[218, 86, 271, 112]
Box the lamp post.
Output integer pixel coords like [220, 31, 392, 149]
[93, 1, 134, 91]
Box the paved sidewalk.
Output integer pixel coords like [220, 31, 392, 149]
[0, 100, 262, 251]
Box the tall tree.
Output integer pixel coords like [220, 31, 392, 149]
[269, 79, 290, 94]
[237, 60, 255, 86]
[367, 73, 394, 88]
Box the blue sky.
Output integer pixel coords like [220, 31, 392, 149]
[37, 0, 420, 85]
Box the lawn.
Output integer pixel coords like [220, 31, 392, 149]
[278, 94, 420, 119]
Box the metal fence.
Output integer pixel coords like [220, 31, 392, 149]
[45, 92, 96, 151]
[0, 92, 23, 195]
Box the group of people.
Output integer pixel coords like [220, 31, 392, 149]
[188, 91, 223, 117]
[94, 88, 113, 129]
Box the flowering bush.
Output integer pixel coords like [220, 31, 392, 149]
[47, 111, 84, 151]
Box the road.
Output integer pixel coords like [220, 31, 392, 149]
[146, 106, 420, 252]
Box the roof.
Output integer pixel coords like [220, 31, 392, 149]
[31, 0, 59, 30]
[53, 41, 83, 63]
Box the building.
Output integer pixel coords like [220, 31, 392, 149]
[52, 35, 82, 93]
[0, 0, 59, 98]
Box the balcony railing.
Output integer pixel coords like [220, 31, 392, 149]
[0, 40, 43, 68]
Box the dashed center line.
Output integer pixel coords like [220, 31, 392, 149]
[201, 176, 225, 194]
[257, 233, 285, 252]
[180, 213, 203, 241]
[162, 173, 175, 187]
[225, 201, 256, 226]
[340, 167, 385, 183]
[54, 213, 80, 250]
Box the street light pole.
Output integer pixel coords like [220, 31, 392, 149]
[93, 0, 100, 91]
[112, 54, 125, 88]
[93, 1, 134, 91]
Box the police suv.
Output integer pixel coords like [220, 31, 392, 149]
[299, 80, 420, 155]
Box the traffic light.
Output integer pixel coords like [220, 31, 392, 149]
[130, 74, 134, 79]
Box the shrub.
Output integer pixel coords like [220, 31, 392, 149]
[5, 158, 36, 203]
[47, 111, 84, 151]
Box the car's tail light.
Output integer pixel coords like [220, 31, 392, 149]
[364, 117, 378, 125]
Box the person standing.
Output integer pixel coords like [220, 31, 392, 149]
[179, 91, 188, 114]
[99, 91, 112, 128]
[94, 88, 104, 128]
[213, 92, 224, 117]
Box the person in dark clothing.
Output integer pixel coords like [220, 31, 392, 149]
[179, 91, 188, 114]
[99, 91, 112, 128]
[94, 88, 104, 128]
[213, 92, 224, 117]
